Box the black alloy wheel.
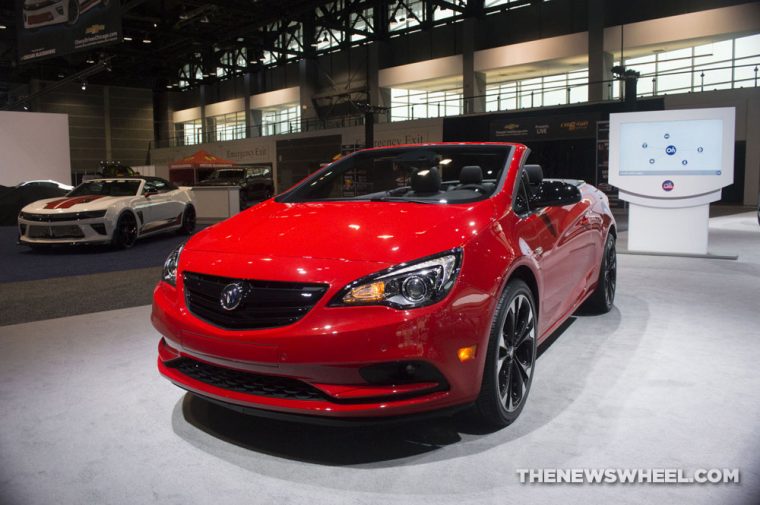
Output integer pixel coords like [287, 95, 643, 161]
[112, 213, 138, 249]
[67, 0, 80, 25]
[473, 279, 537, 429]
[178, 206, 196, 235]
[581, 233, 617, 314]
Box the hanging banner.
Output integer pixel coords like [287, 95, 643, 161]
[17, 0, 122, 62]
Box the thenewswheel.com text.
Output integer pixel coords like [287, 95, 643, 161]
[516, 468, 740, 485]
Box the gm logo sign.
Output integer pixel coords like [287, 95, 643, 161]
[665, 145, 677, 155]
[662, 180, 675, 192]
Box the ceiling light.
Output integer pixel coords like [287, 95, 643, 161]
[86, 58, 94, 64]
[57, 73, 64, 78]
[81, 81, 87, 91]
[0, 24, 7, 30]
[142, 38, 151, 44]
[153, 23, 158, 28]
[123, 35, 132, 41]
[23, 104, 29, 111]
[200, 15, 209, 24]
[236, 37, 244, 42]
[166, 84, 173, 89]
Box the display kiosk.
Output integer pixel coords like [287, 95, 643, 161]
[609, 108, 735, 255]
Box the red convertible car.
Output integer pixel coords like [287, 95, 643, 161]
[153, 142, 616, 429]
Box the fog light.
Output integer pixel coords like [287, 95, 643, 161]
[457, 345, 477, 362]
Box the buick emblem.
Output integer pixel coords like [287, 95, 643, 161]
[220, 282, 245, 311]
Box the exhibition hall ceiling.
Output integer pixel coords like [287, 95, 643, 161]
[0, 0, 754, 104]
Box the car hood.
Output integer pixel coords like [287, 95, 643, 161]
[22, 195, 124, 213]
[187, 199, 496, 263]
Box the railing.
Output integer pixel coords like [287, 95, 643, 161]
[158, 64, 759, 149]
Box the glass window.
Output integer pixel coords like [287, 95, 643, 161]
[260, 105, 301, 136]
[389, 0, 425, 33]
[390, 87, 463, 122]
[175, 119, 203, 146]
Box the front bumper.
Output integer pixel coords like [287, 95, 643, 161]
[153, 268, 494, 419]
[18, 216, 112, 245]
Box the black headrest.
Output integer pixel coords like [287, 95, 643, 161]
[525, 164, 543, 186]
[411, 168, 441, 195]
[459, 165, 483, 185]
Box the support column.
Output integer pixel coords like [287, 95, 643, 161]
[299, 58, 319, 131]
[152, 90, 173, 150]
[367, 42, 391, 114]
[462, 17, 485, 114]
[243, 73, 253, 138]
[588, 0, 613, 101]
[103, 86, 112, 160]
[199, 85, 208, 144]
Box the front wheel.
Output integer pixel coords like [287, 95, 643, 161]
[67, 0, 80, 25]
[111, 212, 138, 249]
[580, 232, 617, 314]
[472, 279, 537, 430]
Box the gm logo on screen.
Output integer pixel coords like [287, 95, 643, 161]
[662, 180, 675, 192]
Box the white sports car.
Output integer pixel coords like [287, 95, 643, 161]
[18, 177, 196, 249]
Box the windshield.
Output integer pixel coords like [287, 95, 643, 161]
[68, 180, 141, 197]
[209, 169, 244, 180]
[279, 146, 512, 204]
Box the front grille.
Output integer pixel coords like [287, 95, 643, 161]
[184, 272, 328, 330]
[167, 357, 326, 401]
[27, 225, 84, 239]
[21, 211, 106, 222]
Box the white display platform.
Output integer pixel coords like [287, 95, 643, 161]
[628, 202, 708, 255]
[609, 107, 735, 256]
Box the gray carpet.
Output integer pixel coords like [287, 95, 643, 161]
[0, 267, 160, 326]
[0, 213, 759, 505]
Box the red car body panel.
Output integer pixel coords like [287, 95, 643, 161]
[153, 142, 615, 419]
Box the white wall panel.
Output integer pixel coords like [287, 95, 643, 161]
[0, 111, 71, 186]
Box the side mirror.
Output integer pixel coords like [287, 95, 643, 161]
[530, 180, 582, 208]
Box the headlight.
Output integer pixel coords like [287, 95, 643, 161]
[331, 249, 462, 309]
[162, 244, 184, 286]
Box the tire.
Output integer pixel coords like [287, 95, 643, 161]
[178, 205, 196, 235]
[111, 212, 138, 249]
[67, 0, 80, 25]
[472, 279, 538, 430]
[581, 232, 617, 314]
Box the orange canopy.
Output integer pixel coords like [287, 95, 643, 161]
[168, 149, 236, 169]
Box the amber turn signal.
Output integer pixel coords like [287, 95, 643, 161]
[343, 281, 385, 304]
[457, 345, 477, 362]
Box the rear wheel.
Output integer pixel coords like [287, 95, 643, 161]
[472, 279, 537, 430]
[111, 213, 138, 249]
[581, 232, 617, 314]
[178, 205, 196, 235]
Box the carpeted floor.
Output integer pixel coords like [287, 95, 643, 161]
[0, 267, 161, 326]
[0, 225, 198, 283]
[0, 213, 758, 505]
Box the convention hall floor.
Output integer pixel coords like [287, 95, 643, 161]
[1, 213, 759, 505]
